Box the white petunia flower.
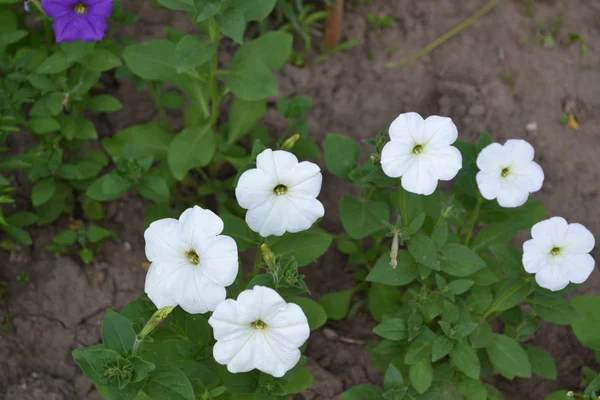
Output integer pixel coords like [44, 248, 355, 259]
[209, 286, 310, 378]
[144, 206, 238, 314]
[523, 217, 596, 291]
[380, 112, 463, 195]
[476, 139, 544, 208]
[235, 149, 324, 237]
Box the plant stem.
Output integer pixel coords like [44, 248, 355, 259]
[481, 279, 530, 320]
[149, 83, 173, 131]
[386, 0, 501, 68]
[463, 195, 483, 246]
[208, 24, 220, 125]
[251, 247, 263, 277]
[132, 306, 175, 356]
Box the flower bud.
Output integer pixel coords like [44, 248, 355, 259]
[281, 134, 300, 151]
[389, 231, 399, 269]
[261, 243, 277, 273]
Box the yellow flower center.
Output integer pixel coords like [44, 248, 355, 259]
[550, 247, 561, 256]
[273, 184, 287, 196]
[74, 3, 87, 14]
[251, 320, 267, 330]
[412, 144, 423, 155]
[186, 250, 200, 265]
[501, 167, 510, 177]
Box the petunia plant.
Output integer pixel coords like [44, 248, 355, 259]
[322, 112, 597, 399]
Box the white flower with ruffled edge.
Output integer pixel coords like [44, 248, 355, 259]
[208, 285, 310, 378]
[380, 112, 463, 195]
[235, 149, 324, 237]
[476, 139, 544, 208]
[144, 206, 238, 314]
[523, 217, 596, 291]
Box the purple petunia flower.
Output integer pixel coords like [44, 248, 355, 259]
[42, 0, 113, 43]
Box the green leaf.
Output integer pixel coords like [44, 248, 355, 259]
[266, 229, 332, 267]
[4, 211, 38, 227]
[469, 321, 493, 349]
[167, 126, 216, 180]
[101, 310, 137, 356]
[73, 345, 120, 386]
[288, 297, 327, 330]
[320, 289, 354, 321]
[530, 292, 579, 325]
[448, 280, 474, 295]
[486, 334, 531, 378]
[439, 243, 486, 277]
[450, 342, 481, 379]
[157, 0, 195, 12]
[456, 375, 487, 400]
[84, 49, 122, 72]
[0, 30, 27, 47]
[88, 95, 123, 113]
[31, 178, 56, 207]
[129, 356, 155, 382]
[342, 385, 383, 400]
[53, 230, 77, 245]
[244, 0, 277, 21]
[368, 284, 402, 322]
[60, 117, 97, 140]
[340, 195, 390, 239]
[324, 134, 360, 180]
[185, 314, 212, 348]
[220, 56, 277, 101]
[490, 278, 533, 313]
[525, 346, 557, 379]
[227, 97, 266, 144]
[572, 296, 600, 351]
[407, 234, 440, 270]
[221, 213, 260, 251]
[544, 391, 569, 400]
[404, 340, 431, 365]
[29, 117, 60, 133]
[103, 123, 172, 161]
[87, 225, 116, 243]
[36, 52, 73, 74]
[30, 93, 63, 117]
[233, 31, 293, 70]
[174, 35, 216, 73]
[215, 1, 247, 43]
[282, 367, 313, 395]
[471, 221, 524, 252]
[124, 40, 178, 81]
[384, 364, 404, 390]
[373, 319, 407, 341]
[432, 335, 454, 362]
[61, 41, 95, 62]
[138, 176, 170, 203]
[367, 250, 419, 286]
[141, 366, 195, 400]
[409, 359, 433, 394]
[87, 171, 132, 201]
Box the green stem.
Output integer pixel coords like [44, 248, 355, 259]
[481, 279, 530, 320]
[386, 0, 501, 68]
[463, 195, 483, 246]
[251, 247, 263, 277]
[150, 84, 173, 131]
[132, 306, 175, 356]
[208, 24, 220, 125]
[399, 186, 408, 227]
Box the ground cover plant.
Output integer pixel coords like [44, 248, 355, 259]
[0, 0, 599, 399]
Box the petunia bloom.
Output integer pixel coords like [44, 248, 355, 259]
[42, 0, 113, 43]
[208, 286, 310, 378]
[380, 112, 462, 195]
[476, 139, 544, 208]
[235, 149, 324, 237]
[144, 206, 238, 314]
[523, 217, 596, 291]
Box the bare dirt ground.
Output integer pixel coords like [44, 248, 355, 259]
[1, 0, 600, 399]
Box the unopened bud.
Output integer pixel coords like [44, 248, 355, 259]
[370, 153, 380, 163]
[389, 231, 399, 269]
[142, 262, 150, 271]
[281, 134, 300, 151]
[567, 392, 574, 397]
[260, 244, 277, 272]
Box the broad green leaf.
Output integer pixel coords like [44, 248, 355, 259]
[530, 292, 579, 325]
[4, 211, 38, 227]
[341, 385, 383, 400]
[367, 250, 419, 286]
[432, 335, 454, 362]
[52, 230, 77, 245]
[490, 278, 533, 313]
[486, 334, 531, 378]
[544, 391, 569, 400]
[142, 366, 195, 400]
[29, 117, 60, 133]
[288, 297, 327, 330]
[61, 41, 95, 62]
[324, 134, 360, 180]
[282, 367, 313, 395]
[138, 176, 170, 203]
[0, 30, 27, 47]
[101, 310, 137, 355]
[448, 280, 474, 295]
[174, 35, 216, 72]
[220, 56, 277, 101]
[456, 375, 487, 400]
[320, 289, 354, 321]
[88, 95, 123, 113]
[221, 213, 260, 251]
[368, 284, 402, 322]
[572, 296, 600, 351]
[87, 225, 116, 243]
[340, 194, 390, 239]
[439, 243, 486, 277]
[215, 1, 247, 43]
[168, 126, 216, 180]
[373, 319, 407, 341]
[384, 364, 404, 390]
[227, 97, 266, 144]
[185, 314, 212, 348]
[525, 346, 557, 379]
[30, 93, 63, 117]
[450, 342, 480, 379]
[233, 31, 293, 70]
[73, 345, 120, 386]
[244, 0, 277, 21]
[84, 49, 122, 72]
[157, 0, 195, 12]
[404, 340, 431, 365]
[87, 171, 133, 201]
[36, 52, 72, 74]
[407, 234, 440, 270]
[31, 178, 56, 207]
[469, 320, 492, 349]
[466, 287, 493, 314]
[409, 359, 433, 394]
[124, 40, 178, 81]
[103, 123, 172, 161]
[471, 221, 524, 252]
[266, 229, 331, 267]
[60, 117, 97, 140]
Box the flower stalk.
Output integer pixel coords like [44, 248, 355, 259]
[132, 306, 175, 355]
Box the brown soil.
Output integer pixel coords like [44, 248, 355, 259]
[2, 0, 600, 399]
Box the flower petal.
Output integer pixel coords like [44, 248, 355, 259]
[256, 149, 299, 182]
[535, 265, 569, 292]
[476, 143, 505, 172]
[389, 112, 425, 144]
[532, 217, 568, 248]
[423, 116, 458, 147]
[236, 168, 277, 210]
[213, 330, 256, 372]
[245, 196, 286, 237]
[179, 206, 224, 243]
[209, 299, 255, 341]
[496, 181, 529, 208]
[144, 218, 185, 262]
[177, 270, 226, 314]
[265, 303, 310, 348]
[198, 235, 238, 286]
[381, 142, 414, 178]
[401, 157, 438, 195]
[283, 196, 324, 233]
[282, 161, 322, 196]
[242, 286, 287, 322]
[253, 333, 301, 378]
[426, 146, 462, 181]
[144, 258, 188, 309]
[84, 0, 113, 17]
[563, 254, 595, 284]
[504, 139, 535, 167]
[513, 161, 544, 193]
[563, 223, 595, 254]
[522, 239, 550, 273]
[476, 172, 500, 201]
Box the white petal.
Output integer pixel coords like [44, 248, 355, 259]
[504, 139, 535, 166]
[423, 115, 458, 147]
[265, 303, 310, 348]
[245, 196, 287, 237]
[563, 223, 596, 254]
[236, 168, 277, 210]
[476, 143, 505, 172]
[177, 270, 226, 314]
[562, 254, 595, 284]
[281, 161, 322, 196]
[144, 258, 188, 309]
[522, 239, 549, 274]
[179, 206, 224, 244]
[256, 149, 299, 182]
[144, 218, 185, 262]
[513, 162, 544, 193]
[254, 333, 301, 378]
[389, 112, 425, 144]
[401, 157, 438, 195]
[425, 146, 462, 181]
[535, 265, 569, 292]
[476, 172, 501, 201]
[209, 299, 255, 341]
[496, 182, 529, 208]
[197, 235, 238, 286]
[283, 196, 324, 233]
[213, 330, 256, 373]
[381, 142, 415, 178]
[532, 217, 568, 247]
